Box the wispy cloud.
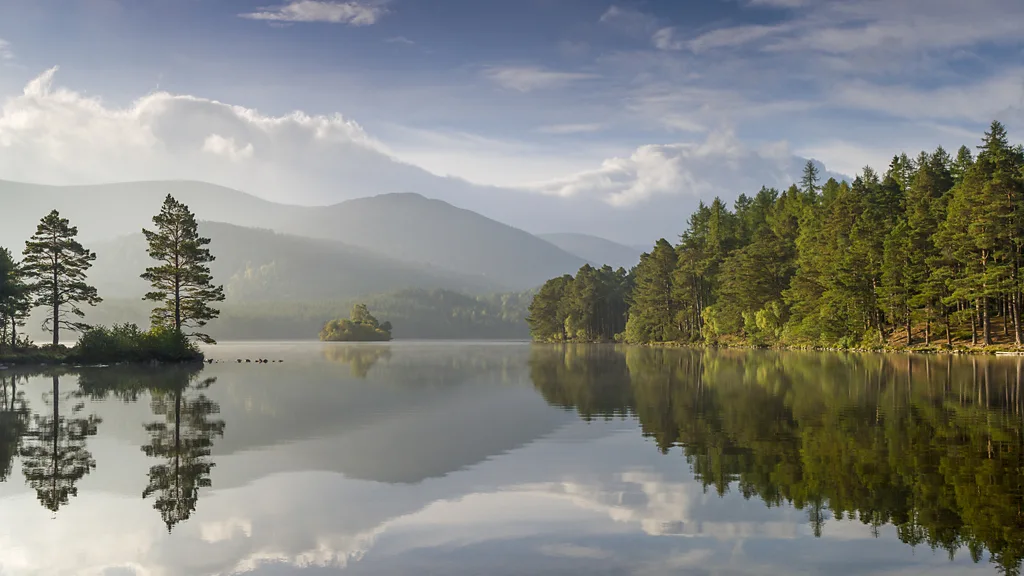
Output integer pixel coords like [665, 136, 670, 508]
[599, 5, 658, 36]
[483, 66, 599, 93]
[385, 36, 414, 45]
[0, 39, 13, 60]
[833, 72, 1024, 123]
[747, 0, 814, 7]
[240, 1, 386, 25]
[536, 123, 605, 135]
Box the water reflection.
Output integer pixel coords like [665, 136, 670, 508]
[323, 345, 392, 378]
[19, 374, 101, 513]
[0, 344, 1020, 575]
[141, 373, 225, 532]
[0, 373, 29, 482]
[531, 345, 1024, 575]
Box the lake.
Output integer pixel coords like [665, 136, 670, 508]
[0, 342, 1022, 576]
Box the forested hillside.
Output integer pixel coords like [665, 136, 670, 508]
[528, 121, 1024, 349]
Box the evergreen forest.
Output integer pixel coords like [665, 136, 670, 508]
[528, 121, 1024, 349]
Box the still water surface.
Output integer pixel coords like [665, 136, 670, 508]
[1, 342, 1023, 575]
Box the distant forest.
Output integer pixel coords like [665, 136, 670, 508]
[528, 121, 1024, 349]
[43, 288, 533, 341]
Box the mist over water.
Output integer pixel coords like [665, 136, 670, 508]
[0, 343, 1021, 575]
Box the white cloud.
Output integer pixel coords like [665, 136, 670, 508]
[385, 36, 414, 45]
[240, 1, 386, 25]
[0, 39, 12, 60]
[0, 67, 417, 205]
[652, 28, 684, 51]
[531, 129, 823, 207]
[598, 5, 658, 36]
[688, 23, 796, 52]
[483, 66, 599, 93]
[202, 134, 255, 161]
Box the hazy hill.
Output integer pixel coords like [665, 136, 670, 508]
[0, 179, 585, 289]
[538, 233, 642, 270]
[88, 222, 501, 301]
[275, 193, 587, 289]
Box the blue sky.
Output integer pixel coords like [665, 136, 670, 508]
[0, 0, 1022, 242]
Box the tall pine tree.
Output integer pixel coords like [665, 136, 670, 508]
[141, 195, 226, 344]
[21, 211, 101, 347]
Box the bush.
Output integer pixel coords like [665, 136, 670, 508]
[71, 323, 202, 364]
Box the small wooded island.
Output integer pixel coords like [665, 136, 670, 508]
[0, 195, 224, 366]
[320, 304, 394, 342]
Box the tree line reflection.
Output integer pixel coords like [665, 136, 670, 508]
[530, 346, 1024, 575]
[0, 365, 224, 531]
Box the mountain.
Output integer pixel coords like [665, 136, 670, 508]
[88, 222, 501, 301]
[0, 179, 585, 290]
[274, 193, 586, 289]
[538, 233, 642, 270]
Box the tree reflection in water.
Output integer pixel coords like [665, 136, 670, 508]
[530, 346, 1024, 575]
[79, 364, 225, 531]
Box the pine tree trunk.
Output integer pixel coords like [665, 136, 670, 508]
[971, 307, 978, 346]
[52, 261, 59, 348]
[1015, 290, 1023, 346]
[925, 318, 931, 346]
[983, 296, 992, 346]
[1004, 296, 1009, 336]
[945, 311, 952, 348]
[905, 314, 912, 346]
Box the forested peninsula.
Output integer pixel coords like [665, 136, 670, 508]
[528, 121, 1024, 351]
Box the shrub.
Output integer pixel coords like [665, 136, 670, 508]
[71, 323, 202, 364]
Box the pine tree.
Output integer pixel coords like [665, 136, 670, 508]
[21, 211, 101, 347]
[625, 239, 679, 343]
[527, 275, 573, 341]
[0, 248, 31, 352]
[141, 195, 226, 344]
[801, 160, 820, 199]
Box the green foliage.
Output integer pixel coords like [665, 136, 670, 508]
[528, 265, 630, 343]
[21, 210, 101, 346]
[320, 304, 394, 342]
[142, 195, 225, 344]
[71, 323, 202, 364]
[529, 121, 1024, 349]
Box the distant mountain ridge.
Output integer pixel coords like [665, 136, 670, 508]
[538, 233, 642, 270]
[0, 179, 586, 290]
[87, 221, 502, 301]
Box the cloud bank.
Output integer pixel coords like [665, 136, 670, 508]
[0, 68, 842, 243]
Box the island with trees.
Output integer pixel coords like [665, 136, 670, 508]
[528, 121, 1024, 352]
[0, 195, 225, 365]
[320, 304, 394, 342]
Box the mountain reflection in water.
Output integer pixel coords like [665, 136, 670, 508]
[0, 342, 1020, 576]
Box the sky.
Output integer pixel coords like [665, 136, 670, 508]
[0, 0, 1023, 244]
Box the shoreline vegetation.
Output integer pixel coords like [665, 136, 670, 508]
[528, 121, 1024, 356]
[1, 195, 223, 367]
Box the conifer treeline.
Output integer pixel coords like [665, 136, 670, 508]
[528, 121, 1024, 348]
